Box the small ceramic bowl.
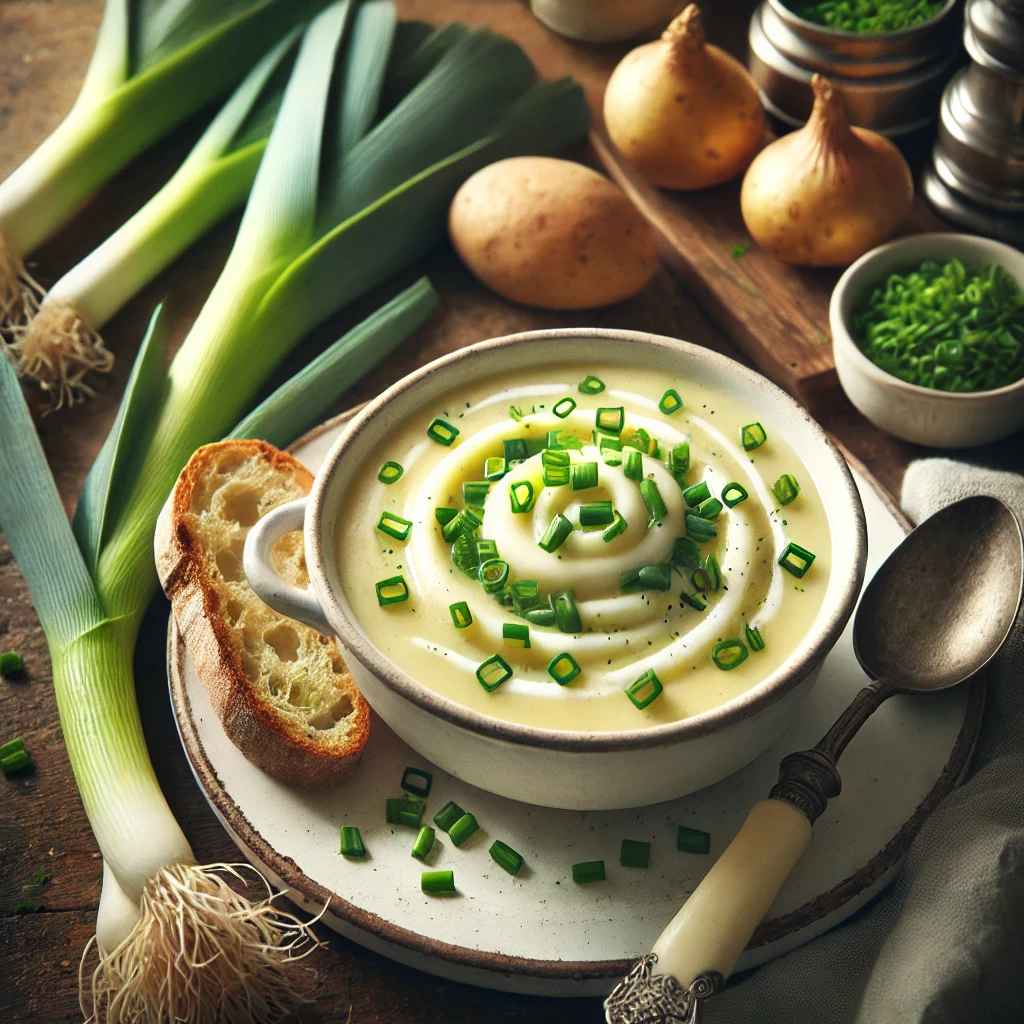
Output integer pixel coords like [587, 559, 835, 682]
[244, 329, 866, 810]
[831, 233, 1024, 449]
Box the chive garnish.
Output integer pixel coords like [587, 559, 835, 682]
[411, 826, 435, 861]
[511, 580, 541, 610]
[712, 639, 748, 671]
[700, 553, 722, 590]
[595, 406, 625, 435]
[475, 538, 499, 561]
[668, 443, 690, 480]
[509, 405, 524, 421]
[442, 506, 482, 543]
[377, 461, 404, 484]
[640, 479, 667, 522]
[503, 623, 531, 648]
[695, 496, 722, 520]
[690, 566, 712, 592]
[626, 669, 663, 710]
[547, 652, 581, 685]
[682, 480, 711, 506]
[745, 623, 765, 651]
[620, 839, 651, 869]
[741, 422, 767, 451]
[572, 860, 606, 884]
[421, 870, 456, 894]
[546, 429, 583, 450]
[578, 375, 606, 394]
[510, 480, 535, 513]
[677, 826, 711, 855]
[435, 507, 458, 527]
[539, 514, 573, 552]
[580, 501, 614, 528]
[490, 840, 524, 876]
[462, 481, 491, 505]
[484, 457, 509, 481]
[679, 590, 707, 611]
[542, 448, 570, 467]
[504, 439, 529, 463]
[658, 389, 683, 415]
[524, 607, 557, 627]
[478, 558, 510, 593]
[401, 767, 434, 798]
[376, 510, 412, 541]
[433, 801, 465, 832]
[543, 464, 570, 487]
[626, 427, 659, 456]
[449, 813, 479, 847]
[722, 482, 748, 508]
[779, 541, 816, 577]
[476, 654, 513, 691]
[451, 535, 479, 577]
[375, 576, 409, 606]
[553, 397, 577, 419]
[624, 449, 643, 481]
[671, 536, 701, 569]
[0, 652, 24, 676]
[685, 513, 717, 540]
[427, 418, 459, 446]
[340, 826, 366, 858]
[571, 461, 599, 490]
[773, 473, 801, 506]
[603, 511, 628, 542]
[554, 590, 582, 633]
[386, 797, 425, 828]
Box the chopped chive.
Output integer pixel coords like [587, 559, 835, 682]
[542, 448, 571, 467]
[640, 563, 672, 591]
[553, 397, 577, 419]
[386, 797, 425, 828]
[682, 480, 711, 507]
[620, 839, 651, 869]
[579, 500, 614, 527]
[685, 513, 717, 540]
[599, 441, 623, 466]
[625, 428, 659, 457]
[463, 481, 491, 505]
[433, 801, 465, 832]
[511, 580, 541, 610]
[712, 639, 748, 671]
[427, 418, 459, 446]
[672, 536, 701, 569]
[539, 514, 573, 552]
[478, 559, 510, 594]
[695, 497, 722, 520]
[578, 375, 606, 395]
[693, 554, 721, 591]
[598, 434, 624, 451]
[779, 542, 816, 578]
[543, 465, 570, 487]
[524, 607, 557, 627]
[623, 448, 643, 481]
[484, 457, 509, 481]
[0, 652, 24, 676]
[490, 840, 524, 876]
[510, 479, 535, 513]
[722, 482, 748, 508]
[435, 507, 459, 527]
[509, 405, 525, 422]
[603, 511, 628, 542]
[626, 669, 663, 710]
[449, 813, 480, 847]
[376, 510, 412, 541]
[476, 654, 513, 692]
[595, 406, 625, 435]
[340, 826, 366, 858]
[772, 473, 801, 506]
[640, 479, 667, 522]
[571, 461, 598, 490]
[375, 576, 409, 606]
[504, 438, 529, 462]
[0, 737, 25, 759]
[442, 506, 482, 542]
[475, 539, 499, 561]
[503, 623, 531, 648]
[451, 535, 479, 577]
[679, 590, 707, 611]
[1, 749, 31, 774]
[547, 652, 581, 685]
[677, 826, 711, 855]
[658, 389, 683, 415]
[554, 590, 582, 633]
[401, 767, 434, 799]
[741, 422, 767, 451]
[421, 870, 456, 894]
[619, 568, 642, 593]
[572, 860, 605, 884]
[546, 430, 583, 450]
[668, 443, 690, 480]
[411, 826, 436, 861]
[377, 461, 404, 485]
[745, 623, 765, 651]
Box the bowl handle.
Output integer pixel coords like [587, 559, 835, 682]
[243, 497, 331, 634]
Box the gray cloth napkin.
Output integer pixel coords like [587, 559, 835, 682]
[704, 458, 1024, 1024]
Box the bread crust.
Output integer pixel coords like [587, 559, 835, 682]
[156, 439, 370, 790]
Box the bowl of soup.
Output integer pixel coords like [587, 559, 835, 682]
[244, 329, 866, 809]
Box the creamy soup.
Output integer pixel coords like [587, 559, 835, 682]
[336, 365, 832, 732]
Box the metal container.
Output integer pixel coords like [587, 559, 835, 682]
[529, 0, 686, 43]
[748, 0, 963, 136]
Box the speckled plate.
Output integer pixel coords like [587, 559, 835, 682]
[167, 412, 982, 997]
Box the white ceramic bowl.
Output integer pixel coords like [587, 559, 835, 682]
[244, 329, 866, 810]
[831, 233, 1024, 449]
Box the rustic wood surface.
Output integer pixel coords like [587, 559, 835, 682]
[0, 1, 927, 1021]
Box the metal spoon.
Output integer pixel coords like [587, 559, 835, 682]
[605, 495, 1024, 1024]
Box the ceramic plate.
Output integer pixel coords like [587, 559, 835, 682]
[168, 412, 982, 997]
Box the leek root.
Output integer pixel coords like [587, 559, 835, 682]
[0, 232, 43, 327]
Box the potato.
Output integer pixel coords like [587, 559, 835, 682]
[448, 157, 657, 310]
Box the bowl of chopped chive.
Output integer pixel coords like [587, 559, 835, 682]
[831, 233, 1024, 448]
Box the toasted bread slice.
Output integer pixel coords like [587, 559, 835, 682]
[156, 439, 370, 789]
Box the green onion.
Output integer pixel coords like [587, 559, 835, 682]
[476, 654, 513, 692]
[484, 457, 508, 481]
[546, 430, 583, 450]
[442, 506, 482, 542]
[463, 481, 491, 504]
[668, 443, 690, 480]
[741, 423, 767, 450]
[620, 839, 651, 869]
[722, 482, 748, 508]
[625, 428, 659, 457]
[376, 510, 412, 541]
[595, 407, 625, 435]
[658, 389, 683, 415]
[0, 652, 24, 676]
[677, 826, 711, 855]
[401, 767, 433, 799]
[340, 826, 366, 858]
[503, 623, 531, 648]
[554, 590, 582, 633]
[510, 480, 535, 513]
[378, 461, 404, 484]
[1, 736, 31, 775]
[543, 465, 571, 487]
[375, 575, 410, 606]
[772, 473, 801, 506]
[685, 513, 717, 540]
[578, 375, 605, 394]
[475, 539, 499, 561]
[640, 479, 667, 522]
[571, 461, 599, 490]
[411, 826, 436, 861]
[553, 397, 577, 418]
[745, 623, 765, 652]
[386, 797, 425, 828]
[679, 590, 707, 611]
[524, 607, 557, 627]
[690, 566, 712, 592]
[547, 652, 581, 685]
[779, 541, 816, 578]
[622, 449, 644, 482]
[579, 501, 614, 527]
[539, 514, 573, 552]
[427, 418, 460, 446]
[490, 840, 524, 875]
[621, 564, 673, 593]
[435, 507, 459, 527]
[711, 639, 748, 671]
[682, 480, 711, 506]
[504, 439, 528, 462]
[542, 448, 570, 467]
[696, 497, 722, 520]
[449, 602, 473, 628]
[449, 813, 480, 847]
[478, 559, 510, 594]
[572, 860, 605, 884]
[451, 535, 479, 577]
[671, 536, 701, 569]
[509, 405, 525, 422]
[510, 580, 541, 610]
[0, 736, 25, 759]
[626, 669, 663, 710]
[433, 801, 465, 833]
[696, 553, 722, 590]
[603, 511, 628, 542]
[421, 870, 456, 894]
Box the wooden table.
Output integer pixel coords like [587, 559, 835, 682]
[0, 2, 925, 1020]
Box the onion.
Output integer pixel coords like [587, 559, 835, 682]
[603, 4, 765, 191]
[740, 75, 914, 267]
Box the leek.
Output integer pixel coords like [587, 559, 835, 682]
[0, 0, 327, 331]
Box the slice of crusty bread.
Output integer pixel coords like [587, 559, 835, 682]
[156, 439, 370, 789]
